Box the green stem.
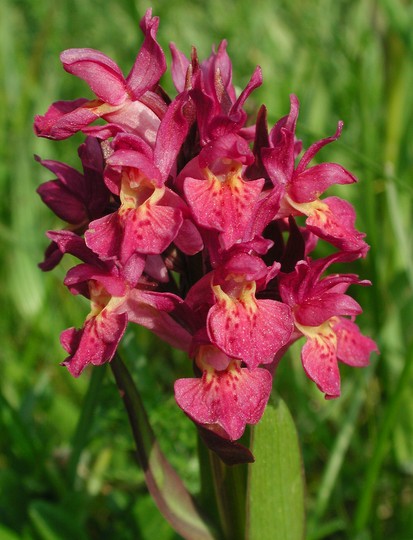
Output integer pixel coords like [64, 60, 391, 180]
[67, 365, 106, 488]
[197, 435, 221, 533]
[110, 353, 216, 540]
[209, 450, 247, 540]
[353, 339, 413, 533]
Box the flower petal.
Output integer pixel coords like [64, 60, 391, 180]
[61, 310, 128, 377]
[208, 284, 293, 368]
[60, 48, 127, 105]
[300, 325, 341, 398]
[333, 317, 379, 366]
[174, 360, 272, 440]
[126, 9, 166, 99]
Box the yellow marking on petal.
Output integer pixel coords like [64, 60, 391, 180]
[85, 100, 125, 115]
[224, 273, 245, 283]
[119, 171, 165, 216]
[212, 284, 233, 308]
[295, 319, 337, 348]
[285, 193, 330, 223]
[212, 280, 258, 307]
[86, 282, 125, 322]
[238, 281, 258, 312]
[203, 161, 243, 187]
[195, 344, 241, 383]
[87, 281, 111, 320]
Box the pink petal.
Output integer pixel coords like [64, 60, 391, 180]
[263, 94, 300, 186]
[154, 93, 192, 181]
[301, 329, 341, 398]
[296, 121, 343, 173]
[85, 213, 121, 261]
[126, 9, 166, 99]
[107, 148, 163, 188]
[169, 43, 190, 92]
[174, 362, 272, 440]
[333, 317, 379, 366]
[208, 292, 293, 369]
[173, 218, 204, 255]
[34, 98, 96, 140]
[61, 310, 128, 377]
[290, 163, 357, 203]
[102, 99, 161, 143]
[229, 66, 262, 119]
[60, 48, 127, 105]
[184, 172, 264, 250]
[295, 293, 362, 326]
[126, 290, 192, 352]
[121, 204, 183, 257]
[305, 196, 369, 255]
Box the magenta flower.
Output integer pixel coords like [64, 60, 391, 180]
[258, 95, 369, 256]
[49, 230, 190, 376]
[278, 254, 379, 397]
[206, 252, 293, 369]
[84, 98, 202, 263]
[34, 10, 378, 456]
[34, 10, 166, 143]
[175, 344, 272, 440]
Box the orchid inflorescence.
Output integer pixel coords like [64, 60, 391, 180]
[34, 9, 378, 451]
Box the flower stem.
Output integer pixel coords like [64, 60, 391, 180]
[110, 352, 216, 540]
[209, 449, 247, 540]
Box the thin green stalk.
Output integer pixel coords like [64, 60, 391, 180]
[209, 450, 247, 540]
[197, 436, 222, 535]
[353, 339, 413, 533]
[67, 365, 106, 488]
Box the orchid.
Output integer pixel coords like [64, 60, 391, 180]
[34, 11, 166, 143]
[34, 9, 378, 539]
[278, 254, 379, 397]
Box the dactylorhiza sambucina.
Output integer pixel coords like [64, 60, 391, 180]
[34, 9, 378, 454]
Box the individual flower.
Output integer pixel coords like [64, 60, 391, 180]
[206, 252, 293, 369]
[174, 344, 273, 440]
[278, 254, 379, 397]
[258, 95, 369, 256]
[85, 95, 203, 263]
[49, 231, 191, 376]
[34, 10, 166, 144]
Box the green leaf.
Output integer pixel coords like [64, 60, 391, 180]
[246, 393, 305, 540]
[29, 500, 88, 540]
[0, 525, 21, 540]
[393, 383, 413, 474]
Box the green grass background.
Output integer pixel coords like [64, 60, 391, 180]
[1, 0, 413, 538]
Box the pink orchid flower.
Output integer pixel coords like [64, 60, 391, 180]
[34, 10, 166, 144]
[279, 254, 379, 397]
[260, 95, 369, 256]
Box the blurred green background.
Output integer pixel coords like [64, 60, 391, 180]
[1, 0, 413, 538]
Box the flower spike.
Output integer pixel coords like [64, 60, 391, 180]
[34, 10, 378, 456]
